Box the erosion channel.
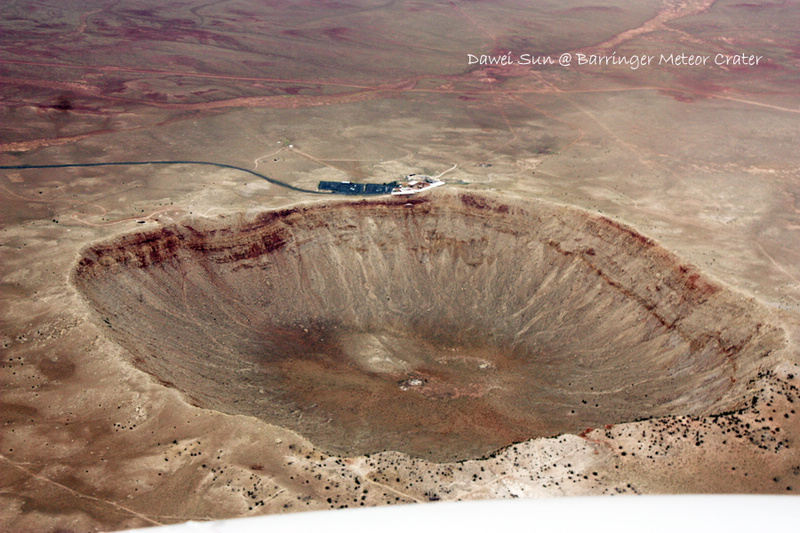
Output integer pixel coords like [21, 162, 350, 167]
[73, 191, 783, 462]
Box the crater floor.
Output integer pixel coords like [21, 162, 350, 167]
[73, 191, 783, 462]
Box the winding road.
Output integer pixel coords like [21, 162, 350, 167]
[0, 160, 327, 195]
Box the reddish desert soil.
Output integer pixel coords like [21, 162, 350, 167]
[2, 0, 800, 531]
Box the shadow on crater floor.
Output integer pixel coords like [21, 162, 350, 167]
[73, 191, 783, 462]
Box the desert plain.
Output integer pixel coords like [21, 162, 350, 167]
[2, 0, 800, 531]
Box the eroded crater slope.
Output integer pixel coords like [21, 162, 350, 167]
[73, 191, 783, 461]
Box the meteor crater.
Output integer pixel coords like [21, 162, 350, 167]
[73, 191, 783, 462]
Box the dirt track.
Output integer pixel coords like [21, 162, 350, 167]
[3, 0, 800, 530]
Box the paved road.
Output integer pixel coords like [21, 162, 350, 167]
[0, 160, 327, 195]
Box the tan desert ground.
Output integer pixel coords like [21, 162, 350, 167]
[1, 0, 800, 531]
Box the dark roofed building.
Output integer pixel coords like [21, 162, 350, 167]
[318, 181, 397, 195]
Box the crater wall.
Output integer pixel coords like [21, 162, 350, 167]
[72, 191, 784, 461]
